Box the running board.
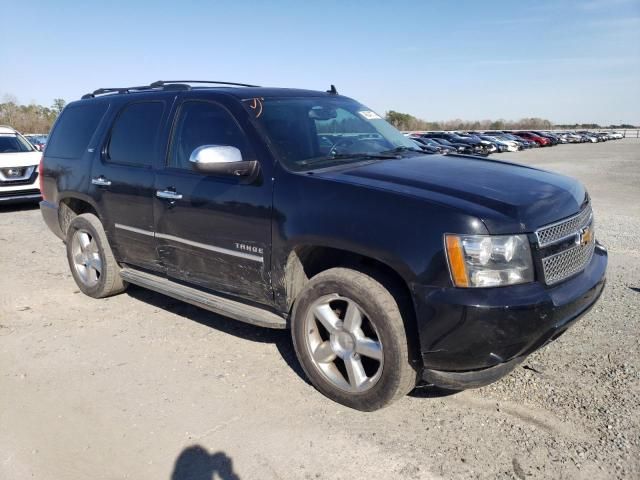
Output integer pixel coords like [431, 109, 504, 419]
[120, 267, 287, 329]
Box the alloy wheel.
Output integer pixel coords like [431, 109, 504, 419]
[304, 294, 384, 393]
[71, 229, 102, 287]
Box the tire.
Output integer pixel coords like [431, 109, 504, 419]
[291, 267, 417, 411]
[65, 213, 127, 298]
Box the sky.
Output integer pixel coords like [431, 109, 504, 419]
[1, 0, 639, 125]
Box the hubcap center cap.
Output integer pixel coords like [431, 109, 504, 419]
[331, 331, 355, 357]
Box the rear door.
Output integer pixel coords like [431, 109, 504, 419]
[153, 97, 273, 304]
[90, 99, 170, 271]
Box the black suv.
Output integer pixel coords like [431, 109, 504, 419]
[40, 81, 607, 411]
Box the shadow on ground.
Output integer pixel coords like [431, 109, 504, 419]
[171, 445, 240, 480]
[125, 286, 469, 399]
[126, 285, 310, 385]
[409, 385, 461, 399]
[0, 201, 40, 213]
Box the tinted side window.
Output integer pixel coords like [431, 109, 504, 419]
[46, 103, 108, 158]
[169, 101, 248, 170]
[107, 102, 164, 166]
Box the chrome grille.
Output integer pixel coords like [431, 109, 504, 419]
[542, 235, 595, 285]
[535, 206, 592, 247]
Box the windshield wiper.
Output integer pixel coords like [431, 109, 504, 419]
[300, 152, 399, 168]
[329, 152, 400, 160]
[380, 146, 424, 154]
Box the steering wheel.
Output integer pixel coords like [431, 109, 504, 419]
[328, 138, 358, 156]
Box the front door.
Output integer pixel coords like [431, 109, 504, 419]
[153, 98, 273, 304]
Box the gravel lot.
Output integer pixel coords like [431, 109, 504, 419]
[1, 138, 638, 480]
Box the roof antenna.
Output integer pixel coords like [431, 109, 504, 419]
[327, 84, 338, 95]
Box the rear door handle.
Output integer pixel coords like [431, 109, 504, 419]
[156, 190, 183, 200]
[91, 176, 112, 186]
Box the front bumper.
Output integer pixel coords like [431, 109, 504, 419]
[413, 243, 607, 389]
[0, 170, 40, 204]
[0, 189, 41, 204]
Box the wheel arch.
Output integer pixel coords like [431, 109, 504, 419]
[281, 245, 419, 360]
[58, 194, 102, 237]
[283, 245, 414, 307]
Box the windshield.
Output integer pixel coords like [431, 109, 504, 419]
[245, 96, 417, 171]
[0, 134, 35, 153]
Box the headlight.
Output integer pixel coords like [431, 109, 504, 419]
[444, 234, 534, 288]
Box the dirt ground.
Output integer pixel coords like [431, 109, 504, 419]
[1, 138, 639, 480]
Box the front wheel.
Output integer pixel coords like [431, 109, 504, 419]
[291, 268, 417, 411]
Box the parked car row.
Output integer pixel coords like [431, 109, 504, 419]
[406, 130, 625, 155]
[558, 131, 624, 143]
[24, 134, 48, 151]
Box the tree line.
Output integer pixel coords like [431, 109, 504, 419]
[385, 110, 637, 131]
[0, 95, 66, 134]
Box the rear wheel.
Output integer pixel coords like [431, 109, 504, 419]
[66, 213, 127, 298]
[291, 268, 417, 411]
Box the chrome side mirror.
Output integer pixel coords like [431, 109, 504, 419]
[189, 145, 258, 177]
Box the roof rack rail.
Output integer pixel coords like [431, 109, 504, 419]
[81, 85, 157, 99]
[149, 80, 260, 88]
[161, 83, 192, 92]
[81, 80, 259, 100]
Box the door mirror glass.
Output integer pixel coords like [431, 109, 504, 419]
[189, 145, 257, 177]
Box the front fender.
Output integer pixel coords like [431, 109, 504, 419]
[271, 166, 487, 311]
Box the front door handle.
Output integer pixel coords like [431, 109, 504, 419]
[91, 176, 112, 186]
[156, 190, 183, 200]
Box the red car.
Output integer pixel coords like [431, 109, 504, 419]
[514, 132, 550, 146]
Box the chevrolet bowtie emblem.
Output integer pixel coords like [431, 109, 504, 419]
[576, 224, 593, 247]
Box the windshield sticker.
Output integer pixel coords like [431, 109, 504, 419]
[358, 110, 382, 120]
[247, 97, 264, 118]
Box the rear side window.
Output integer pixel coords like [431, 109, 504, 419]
[107, 102, 164, 167]
[46, 103, 108, 158]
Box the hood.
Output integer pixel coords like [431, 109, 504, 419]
[316, 154, 586, 234]
[0, 151, 41, 168]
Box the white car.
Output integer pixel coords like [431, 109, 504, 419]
[0, 126, 42, 204]
[481, 135, 521, 152]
